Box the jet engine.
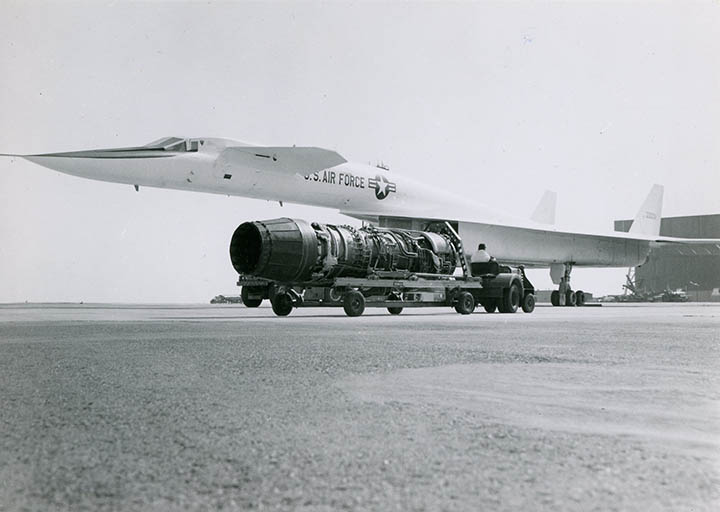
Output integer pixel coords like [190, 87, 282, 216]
[230, 217, 457, 282]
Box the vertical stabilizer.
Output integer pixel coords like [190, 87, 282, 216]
[629, 184, 663, 236]
[531, 190, 557, 224]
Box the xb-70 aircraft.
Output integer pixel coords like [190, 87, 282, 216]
[4, 136, 717, 305]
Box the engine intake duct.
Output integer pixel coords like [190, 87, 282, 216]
[230, 217, 457, 282]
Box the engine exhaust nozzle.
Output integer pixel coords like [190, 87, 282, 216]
[229, 218, 319, 282]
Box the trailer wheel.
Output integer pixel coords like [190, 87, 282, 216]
[329, 287, 344, 303]
[499, 282, 521, 313]
[483, 300, 497, 313]
[521, 293, 536, 313]
[550, 290, 560, 307]
[387, 293, 403, 315]
[576, 290, 585, 306]
[343, 291, 365, 317]
[271, 292, 294, 316]
[241, 286, 263, 308]
[454, 292, 475, 315]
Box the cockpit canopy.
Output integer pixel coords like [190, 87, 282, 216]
[144, 137, 205, 152]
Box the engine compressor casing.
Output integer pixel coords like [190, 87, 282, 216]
[230, 217, 457, 283]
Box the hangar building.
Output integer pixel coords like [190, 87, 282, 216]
[614, 214, 720, 301]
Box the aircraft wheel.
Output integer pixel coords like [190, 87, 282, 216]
[576, 290, 585, 307]
[454, 292, 475, 315]
[550, 290, 560, 307]
[565, 290, 577, 307]
[241, 286, 263, 308]
[270, 292, 294, 316]
[343, 291, 366, 317]
[499, 282, 521, 313]
[483, 300, 497, 313]
[521, 293, 536, 313]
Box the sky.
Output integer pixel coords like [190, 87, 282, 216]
[1, 0, 718, 303]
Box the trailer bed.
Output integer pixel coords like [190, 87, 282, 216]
[237, 267, 535, 317]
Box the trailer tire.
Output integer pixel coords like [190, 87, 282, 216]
[271, 292, 293, 316]
[499, 282, 521, 313]
[454, 292, 475, 315]
[241, 286, 263, 308]
[576, 290, 585, 306]
[551, 290, 560, 307]
[521, 293, 536, 313]
[483, 300, 497, 313]
[387, 293, 403, 315]
[343, 291, 365, 317]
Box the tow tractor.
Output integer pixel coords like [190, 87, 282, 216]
[231, 218, 535, 317]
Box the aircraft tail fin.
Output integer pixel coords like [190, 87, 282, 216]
[530, 190, 557, 224]
[629, 184, 663, 236]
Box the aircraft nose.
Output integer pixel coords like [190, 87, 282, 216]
[28, 147, 164, 159]
[17, 144, 176, 184]
[23, 149, 112, 172]
[23, 146, 175, 173]
[1, 150, 99, 169]
[21, 153, 108, 180]
[22, 153, 85, 174]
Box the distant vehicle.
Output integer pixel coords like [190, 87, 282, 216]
[656, 289, 689, 302]
[210, 295, 242, 304]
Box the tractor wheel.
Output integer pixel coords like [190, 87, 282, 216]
[499, 282, 521, 313]
[521, 293, 536, 313]
[483, 300, 497, 313]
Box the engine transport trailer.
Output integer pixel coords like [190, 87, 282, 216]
[229, 217, 536, 317]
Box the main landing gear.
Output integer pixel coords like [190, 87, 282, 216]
[549, 263, 586, 307]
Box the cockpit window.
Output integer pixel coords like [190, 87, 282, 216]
[144, 137, 203, 152]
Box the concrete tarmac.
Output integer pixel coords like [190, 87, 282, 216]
[0, 303, 718, 511]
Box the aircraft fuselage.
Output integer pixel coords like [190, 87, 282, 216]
[19, 137, 656, 270]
